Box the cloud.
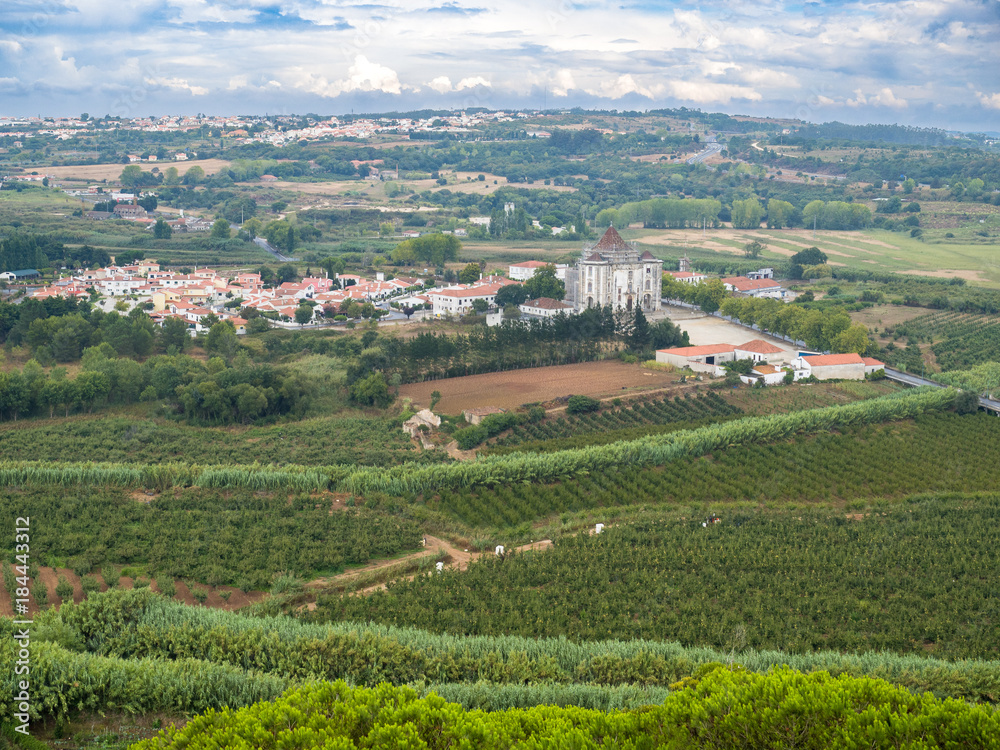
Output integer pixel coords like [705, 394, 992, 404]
[144, 76, 209, 96]
[427, 75, 452, 93]
[456, 76, 490, 90]
[666, 80, 762, 104]
[847, 87, 907, 109]
[290, 55, 401, 98]
[551, 69, 575, 97]
[977, 91, 1000, 110]
[591, 74, 660, 99]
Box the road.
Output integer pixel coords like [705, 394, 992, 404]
[687, 135, 723, 165]
[253, 236, 298, 262]
[885, 367, 1000, 414]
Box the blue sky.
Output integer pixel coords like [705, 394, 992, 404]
[1, 0, 998, 130]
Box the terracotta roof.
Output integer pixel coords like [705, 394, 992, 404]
[723, 277, 782, 291]
[592, 225, 631, 251]
[736, 339, 785, 355]
[658, 343, 735, 357]
[510, 260, 550, 268]
[803, 353, 864, 367]
[522, 297, 573, 310]
[861, 357, 885, 367]
[585, 252, 605, 262]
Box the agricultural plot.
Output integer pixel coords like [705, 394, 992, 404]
[398, 361, 683, 413]
[489, 393, 742, 453]
[322, 492, 1000, 659]
[0, 486, 423, 592]
[427, 412, 998, 529]
[0, 413, 447, 467]
[884, 310, 1000, 371]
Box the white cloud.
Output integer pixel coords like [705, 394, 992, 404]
[227, 75, 248, 91]
[977, 91, 1000, 110]
[666, 80, 762, 104]
[428, 76, 452, 93]
[551, 69, 575, 97]
[848, 87, 907, 109]
[456, 76, 490, 90]
[144, 76, 209, 96]
[593, 74, 660, 99]
[292, 56, 402, 98]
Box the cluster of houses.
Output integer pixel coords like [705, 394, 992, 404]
[28, 264, 429, 334]
[656, 340, 883, 383]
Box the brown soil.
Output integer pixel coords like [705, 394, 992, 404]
[45, 159, 231, 182]
[398, 361, 684, 413]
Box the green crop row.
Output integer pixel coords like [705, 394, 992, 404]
[343, 388, 960, 496]
[132, 672, 1000, 749]
[41, 589, 1000, 703]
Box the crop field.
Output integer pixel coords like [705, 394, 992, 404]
[878, 310, 1000, 371]
[44, 158, 232, 182]
[0, 485, 423, 594]
[321, 492, 1000, 659]
[632, 226, 1000, 286]
[398, 360, 684, 413]
[0, 413, 448, 467]
[489, 392, 742, 452]
[426, 412, 999, 529]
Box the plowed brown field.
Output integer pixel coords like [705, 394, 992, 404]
[398, 361, 681, 413]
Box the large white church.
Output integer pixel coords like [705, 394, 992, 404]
[565, 226, 663, 313]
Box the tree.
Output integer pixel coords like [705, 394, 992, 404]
[695, 278, 727, 314]
[743, 240, 766, 259]
[163, 166, 180, 186]
[459, 263, 481, 284]
[523, 265, 565, 301]
[119, 164, 144, 188]
[277, 264, 298, 284]
[153, 218, 172, 239]
[790, 247, 827, 266]
[766, 199, 795, 229]
[294, 305, 313, 326]
[730, 197, 765, 229]
[243, 216, 264, 239]
[206, 320, 238, 358]
[210, 219, 231, 239]
[495, 283, 528, 307]
[471, 298, 489, 314]
[628, 307, 651, 350]
[182, 165, 205, 185]
[350, 371, 393, 408]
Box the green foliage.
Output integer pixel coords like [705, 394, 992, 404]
[349, 371, 394, 408]
[0, 486, 421, 589]
[566, 395, 601, 415]
[127, 672, 1000, 749]
[522, 264, 565, 301]
[324, 492, 1000, 659]
[343, 389, 958, 497]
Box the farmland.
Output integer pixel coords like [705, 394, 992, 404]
[398, 360, 685, 413]
[425, 412, 1000, 530]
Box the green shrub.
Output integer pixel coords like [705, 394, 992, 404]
[566, 395, 601, 414]
[454, 424, 489, 450]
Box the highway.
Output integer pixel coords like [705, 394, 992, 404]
[885, 367, 1000, 414]
[253, 236, 298, 262]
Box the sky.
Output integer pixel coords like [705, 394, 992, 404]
[1, 0, 998, 131]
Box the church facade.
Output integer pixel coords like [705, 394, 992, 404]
[566, 226, 663, 313]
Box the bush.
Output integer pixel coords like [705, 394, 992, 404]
[566, 395, 601, 414]
[154, 574, 176, 598]
[55, 576, 74, 602]
[454, 424, 489, 450]
[80, 575, 101, 599]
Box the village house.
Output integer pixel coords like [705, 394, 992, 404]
[519, 297, 574, 318]
[722, 276, 787, 299]
[663, 270, 707, 284]
[791, 353, 874, 380]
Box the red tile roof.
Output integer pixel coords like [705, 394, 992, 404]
[510, 260, 550, 268]
[592, 225, 631, 251]
[723, 277, 782, 291]
[658, 343, 735, 357]
[861, 357, 885, 367]
[803, 353, 864, 367]
[736, 339, 785, 355]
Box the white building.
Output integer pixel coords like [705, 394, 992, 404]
[566, 226, 662, 313]
[722, 276, 787, 299]
[519, 297, 574, 318]
[508, 260, 551, 281]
